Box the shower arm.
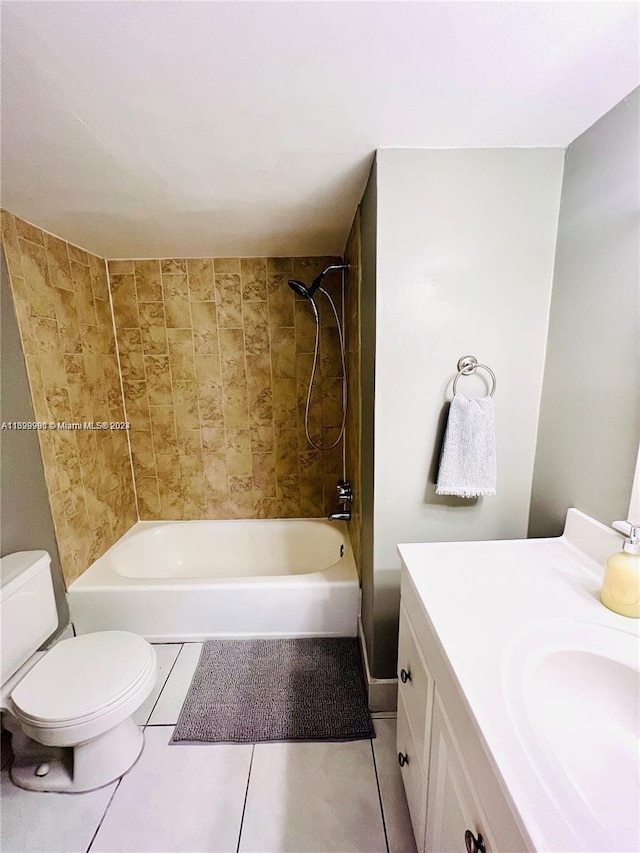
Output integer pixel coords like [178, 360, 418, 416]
[309, 263, 349, 297]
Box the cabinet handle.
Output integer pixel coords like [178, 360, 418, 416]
[464, 830, 486, 853]
[400, 668, 412, 683]
[397, 752, 409, 767]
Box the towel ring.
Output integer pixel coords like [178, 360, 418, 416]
[453, 355, 497, 397]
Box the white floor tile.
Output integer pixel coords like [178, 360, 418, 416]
[0, 768, 116, 853]
[134, 644, 182, 726]
[90, 727, 252, 853]
[239, 740, 387, 853]
[147, 643, 202, 725]
[373, 718, 418, 853]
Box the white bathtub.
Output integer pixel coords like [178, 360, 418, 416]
[67, 519, 360, 640]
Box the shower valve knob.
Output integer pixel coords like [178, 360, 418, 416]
[336, 481, 353, 502]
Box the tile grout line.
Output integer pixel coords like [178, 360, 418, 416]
[235, 743, 255, 853]
[84, 775, 124, 853]
[46, 236, 88, 521]
[134, 260, 162, 517]
[182, 260, 208, 519]
[262, 259, 277, 513]
[85, 642, 186, 853]
[143, 643, 185, 726]
[370, 738, 391, 853]
[158, 260, 185, 520]
[270, 259, 297, 516]
[43, 234, 86, 531]
[214, 260, 233, 514]
[237, 259, 253, 515]
[105, 258, 141, 522]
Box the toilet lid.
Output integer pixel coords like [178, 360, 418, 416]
[11, 631, 155, 725]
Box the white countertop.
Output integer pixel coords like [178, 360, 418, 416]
[398, 509, 640, 853]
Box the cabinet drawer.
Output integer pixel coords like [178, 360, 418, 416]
[397, 694, 428, 851]
[398, 604, 434, 766]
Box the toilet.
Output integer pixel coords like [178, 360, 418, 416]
[0, 550, 157, 793]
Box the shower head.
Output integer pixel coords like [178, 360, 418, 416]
[287, 279, 312, 299]
[288, 278, 319, 322]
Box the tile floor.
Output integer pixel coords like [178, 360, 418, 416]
[1, 643, 417, 853]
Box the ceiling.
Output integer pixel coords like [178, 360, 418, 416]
[2, 1, 638, 258]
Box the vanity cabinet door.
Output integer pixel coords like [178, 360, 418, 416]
[397, 604, 434, 768]
[425, 693, 497, 853]
[397, 693, 428, 852]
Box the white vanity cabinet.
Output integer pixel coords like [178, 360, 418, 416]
[397, 513, 638, 853]
[396, 570, 531, 853]
[395, 603, 434, 845]
[425, 694, 496, 853]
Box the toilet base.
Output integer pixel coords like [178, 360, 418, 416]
[5, 715, 144, 793]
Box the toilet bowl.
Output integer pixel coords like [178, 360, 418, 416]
[5, 631, 157, 793]
[1, 551, 157, 793]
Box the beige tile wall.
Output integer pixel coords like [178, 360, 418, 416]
[1, 211, 137, 585]
[2, 205, 347, 584]
[344, 212, 362, 574]
[108, 255, 345, 519]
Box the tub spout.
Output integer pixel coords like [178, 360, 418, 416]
[328, 509, 351, 521]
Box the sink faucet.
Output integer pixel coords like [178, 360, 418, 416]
[328, 480, 353, 521]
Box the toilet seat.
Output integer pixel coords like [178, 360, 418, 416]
[11, 631, 155, 728]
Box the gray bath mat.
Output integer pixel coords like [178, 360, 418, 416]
[172, 638, 374, 743]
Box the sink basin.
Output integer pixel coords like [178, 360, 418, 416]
[503, 620, 640, 852]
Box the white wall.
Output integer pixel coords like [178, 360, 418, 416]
[369, 148, 564, 675]
[530, 90, 639, 536]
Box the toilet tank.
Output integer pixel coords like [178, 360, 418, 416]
[0, 551, 58, 685]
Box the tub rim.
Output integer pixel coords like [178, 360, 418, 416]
[68, 518, 357, 589]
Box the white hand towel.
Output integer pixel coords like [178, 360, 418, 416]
[436, 394, 496, 497]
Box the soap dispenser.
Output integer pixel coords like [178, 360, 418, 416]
[600, 521, 640, 618]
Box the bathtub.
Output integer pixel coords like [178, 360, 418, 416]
[67, 519, 360, 640]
